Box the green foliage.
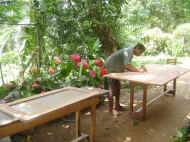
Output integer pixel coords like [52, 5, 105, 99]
[0, 86, 9, 99]
[0, 51, 19, 64]
[0, 0, 25, 23]
[0, 82, 16, 99]
[142, 27, 190, 56]
[117, 0, 190, 55]
[174, 126, 190, 142]
[122, 0, 190, 32]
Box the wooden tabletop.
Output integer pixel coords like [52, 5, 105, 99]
[104, 64, 190, 85]
[0, 87, 108, 126]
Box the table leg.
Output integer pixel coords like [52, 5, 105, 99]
[142, 85, 148, 120]
[76, 111, 81, 138]
[108, 93, 113, 112]
[130, 82, 135, 114]
[173, 79, 176, 96]
[164, 84, 167, 92]
[90, 105, 96, 142]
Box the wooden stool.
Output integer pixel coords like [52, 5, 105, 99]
[164, 58, 177, 96]
[166, 58, 177, 65]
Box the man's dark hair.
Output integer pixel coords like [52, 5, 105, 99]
[135, 43, 146, 51]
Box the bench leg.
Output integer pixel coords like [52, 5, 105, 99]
[74, 111, 90, 142]
[90, 106, 96, 142]
[76, 111, 81, 138]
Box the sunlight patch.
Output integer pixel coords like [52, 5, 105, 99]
[124, 137, 132, 142]
[186, 113, 190, 120]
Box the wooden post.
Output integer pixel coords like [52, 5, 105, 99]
[130, 82, 135, 113]
[76, 111, 81, 138]
[173, 79, 176, 96]
[142, 85, 148, 120]
[90, 105, 96, 142]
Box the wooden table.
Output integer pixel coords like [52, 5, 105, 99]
[0, 87, 108, 142]
[105, 64, 190, 120]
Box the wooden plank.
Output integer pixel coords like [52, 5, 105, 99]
[0, 97, 100, 137]
[105, 64, 190, 85]
[2, 87, 107, 122]
[145, 64, 189, 75]
[8, 87, 75, 105]
[0, 104, 26, 124]
[8, 87, 107, 106]
[0, 111, 17, 127]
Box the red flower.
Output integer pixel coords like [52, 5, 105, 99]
[49, 67, 55, 75]
[53, 56, 61, 64]
[32, 82, 40, 88]
[100, 67, 107, 77]
[89, 70, 96, 78]
[94, 59, 103, 67]
[76, 59, 89, 69]
[81, 59, 89, 69]
[70, 54, 81, 62]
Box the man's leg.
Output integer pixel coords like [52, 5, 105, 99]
[113, 80, 121, 111]
[108, 79, 114, 112]
[108, 79, 121, 112]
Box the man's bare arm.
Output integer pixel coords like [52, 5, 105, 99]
[125, 64, 147, 72]
[125, 64, 140, 72]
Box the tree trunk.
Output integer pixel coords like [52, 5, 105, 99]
[94, 24, 118, 56]
[89, 6, 119, 56]
[0, 63, 5, 84]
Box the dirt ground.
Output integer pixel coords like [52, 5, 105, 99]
[25, 72, 190, 142]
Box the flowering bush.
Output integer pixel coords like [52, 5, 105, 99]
[18, 56, 67, 97]
[2, 39, 105, 99]
[17, 54, 107, 98]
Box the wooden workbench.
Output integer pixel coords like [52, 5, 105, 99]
[0, 87, 108, 142]
[105, 64, 190, 120]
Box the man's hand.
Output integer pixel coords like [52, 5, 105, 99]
[139, 65, 147, 72]
[125, 64, 139, 72]
[125, 64, 147, 72]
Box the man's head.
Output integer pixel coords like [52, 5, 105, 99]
[133, 43, 146, 56]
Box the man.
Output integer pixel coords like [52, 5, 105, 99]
[105, 43, 146, 112]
